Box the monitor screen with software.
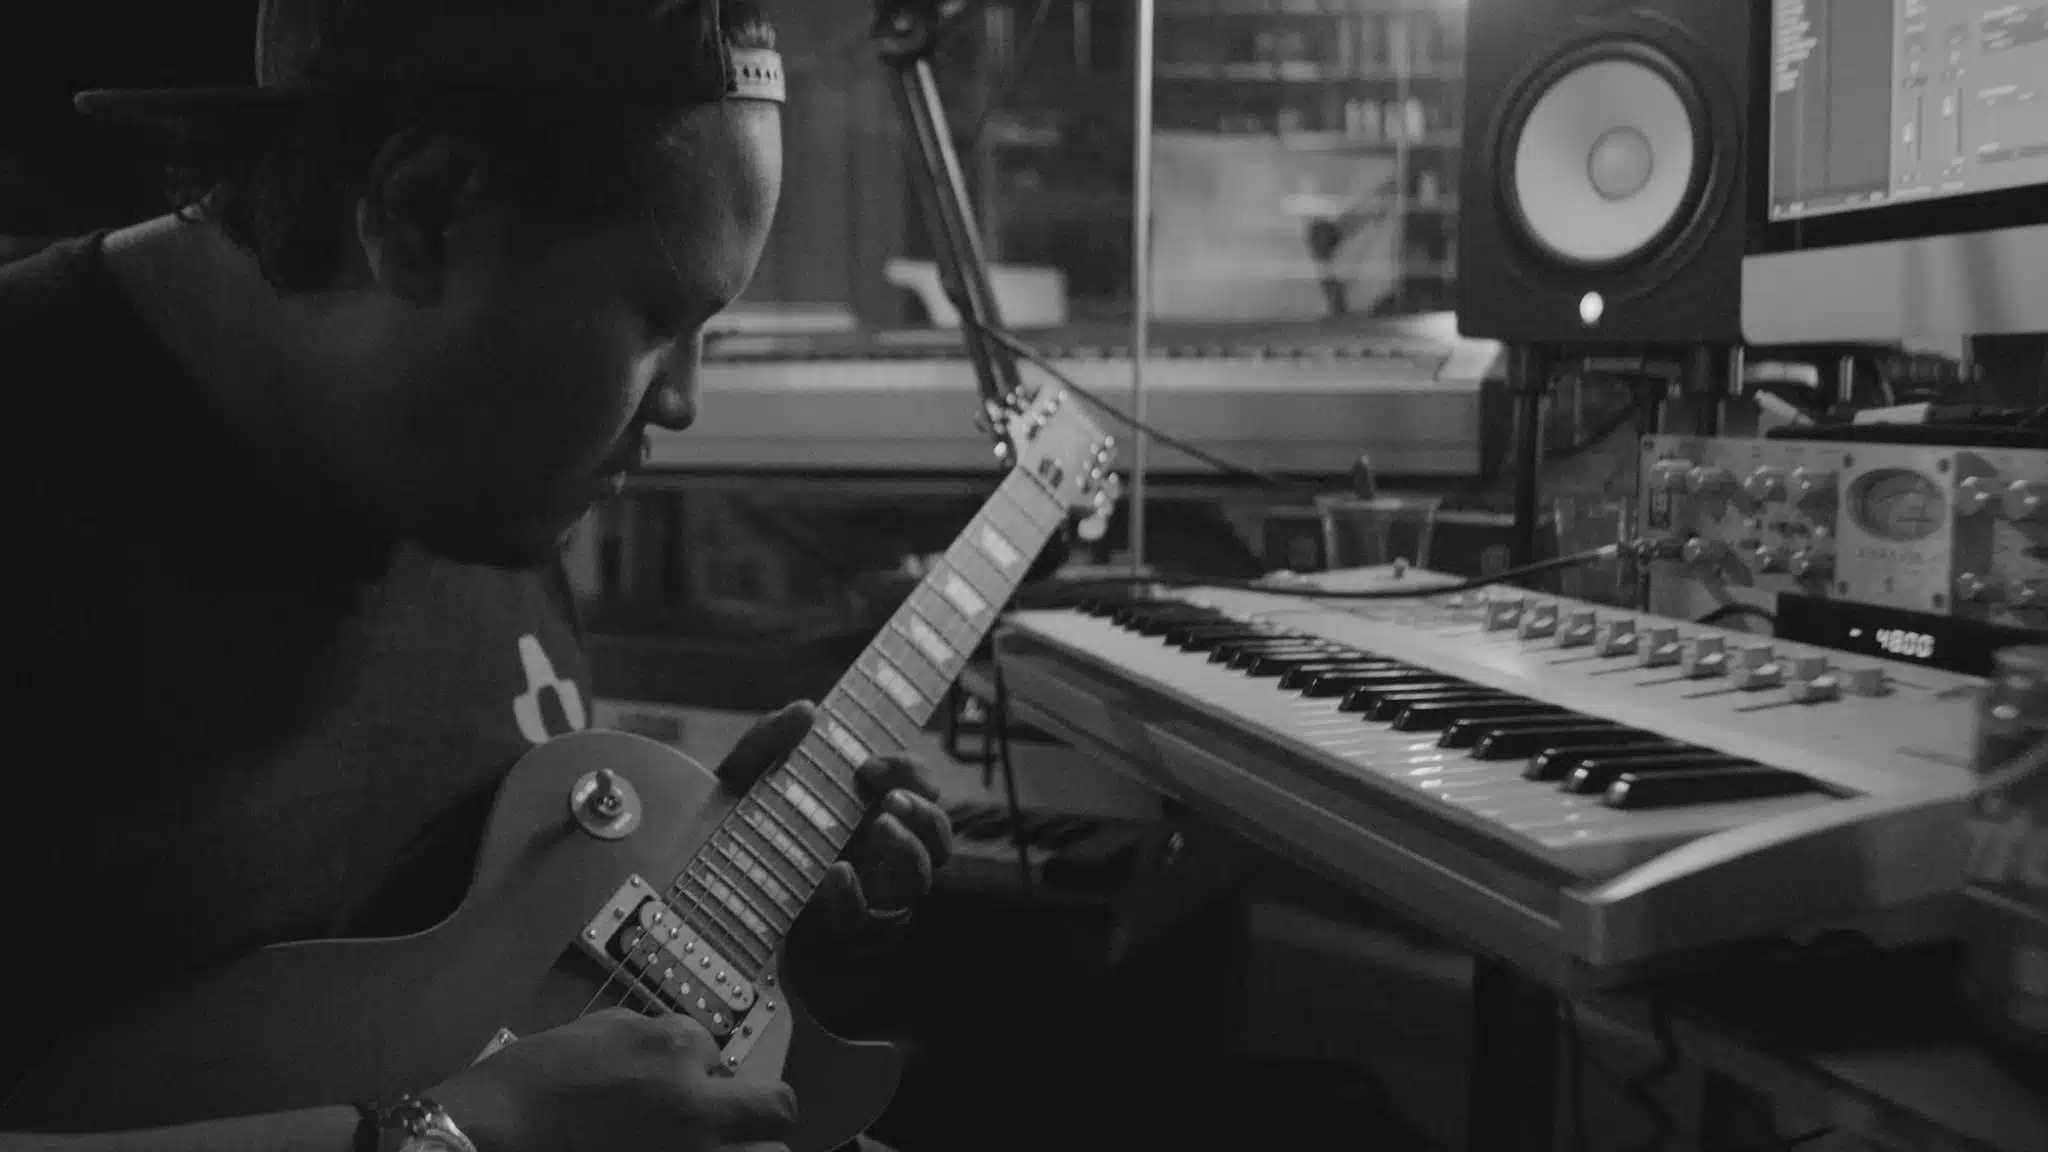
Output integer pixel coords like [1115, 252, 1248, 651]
[1743, 0, 2048, 342]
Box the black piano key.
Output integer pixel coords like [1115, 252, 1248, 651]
[1525, 740, 1683, 781]
[1605, 766, 1815, 809]
[1338, 681, 1471, 712]
[1437, 710, 1579, 749]
[1359, 689, 1505, 722]
[1390, 698, 1546, 731]
[1249, 652, 1376, 677]
[1173, 629, 1273, 651]
[1210, 638, 1321, 663]
[1133, 613, 1226, 636]
[1470, 722, 1638, 760]
[1225, 642, 1338, 670]
[1280, 660, 1408, 690]
[1560, 751, 1747, 795]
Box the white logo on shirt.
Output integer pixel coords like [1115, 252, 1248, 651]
[512, 634, 587, 745]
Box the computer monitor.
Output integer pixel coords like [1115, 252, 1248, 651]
[1742, 0, 2048, 342]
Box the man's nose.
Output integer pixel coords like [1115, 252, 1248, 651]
[643, 337, 701, 432]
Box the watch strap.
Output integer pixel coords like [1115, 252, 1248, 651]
[353, 1094, 478, 1152]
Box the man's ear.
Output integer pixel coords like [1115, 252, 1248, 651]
[356, 131, 489, 305]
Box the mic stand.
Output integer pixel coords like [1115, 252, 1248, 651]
[872, 0, 1026, 432]
[1507, 345, 1554, 572]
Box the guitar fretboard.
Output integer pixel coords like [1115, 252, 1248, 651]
[665, 467, 1065, 971]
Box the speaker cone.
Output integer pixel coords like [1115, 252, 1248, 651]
[1503, 46, 1705, 270]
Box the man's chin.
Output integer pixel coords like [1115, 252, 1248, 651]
[410, 509, 591, 572]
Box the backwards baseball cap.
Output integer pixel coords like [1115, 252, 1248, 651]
[75, 0, 786, 123]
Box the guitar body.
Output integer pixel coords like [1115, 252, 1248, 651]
[1, 731, 900, 1152]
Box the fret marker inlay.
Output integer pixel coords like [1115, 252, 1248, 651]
[941, 573, 988, 621]
[979, 525, 1022, 571]
[907, 618, 955, 669]
[781, 778, 840, 834]
[871, 661, 924, 714]
[822, 719, 871, 770]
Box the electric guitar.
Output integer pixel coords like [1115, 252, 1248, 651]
[1, 384, 1120, 1151]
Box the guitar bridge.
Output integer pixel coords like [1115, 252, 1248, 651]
[579, 876, 758, 1038]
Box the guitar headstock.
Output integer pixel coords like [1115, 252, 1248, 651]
[994, 385, 1122, 541]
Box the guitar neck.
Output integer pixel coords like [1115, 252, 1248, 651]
[670, 466, 1067, 967]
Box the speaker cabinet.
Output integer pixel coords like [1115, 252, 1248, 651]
[1455, 0, 1752, 345]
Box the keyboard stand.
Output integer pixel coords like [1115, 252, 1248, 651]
[972, 652, 1570, 1152]
[1469, 959, 1560, 1152]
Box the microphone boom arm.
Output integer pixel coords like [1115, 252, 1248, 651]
[871, 0, 1027, 430]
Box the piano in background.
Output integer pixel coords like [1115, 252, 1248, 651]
[655, 315, 1504, 480]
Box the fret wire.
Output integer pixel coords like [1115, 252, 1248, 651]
[907, 586, 973, 649]
[785, 753, 862, 844]
[680, 865, 777, 966]
[751, 778, 842, 864]
[766, 763, 856, 860]
[940, 539, 1009, 608]
[790, 742, 864, 813]
[980, 487, 1038, 544]
[722, 818, 814, 908]
[870, 649, 944, 726]
[946, 535, 1016, 606]
[848, 664, 927, 741]
[836, 680, 915, 760]
[700, 850, 795, 935]
[933, 552, 1004, 623]
[668, 878, 770, 970]
[999, 469, 1064, 527]
[709, 828, 802, 918]
[880, 632, 952, 704]
[833, 675, 912, 750]
[989, 480, 1051, 540]
[968, 512, 1035, 585]
[826, 686, 908, 757]
[885, 617, 952, 683]
[739, 797, 832, 880]
[857, 654, 932, 731]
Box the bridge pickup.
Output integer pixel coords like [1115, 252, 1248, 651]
[578, 877, 760, 1034]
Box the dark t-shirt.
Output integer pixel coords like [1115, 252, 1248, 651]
[3, 234, 597, 1090]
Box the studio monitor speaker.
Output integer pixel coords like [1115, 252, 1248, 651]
[1455, 0, 1752, 345]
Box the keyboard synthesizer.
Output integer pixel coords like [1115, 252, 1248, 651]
[992, 567, 1982, 984]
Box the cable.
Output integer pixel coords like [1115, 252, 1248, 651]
[1058, 545, 1621, 601]
[1696, 603, 1777, 632]
[987, 655, 1035, 900]
[964, 315, 1330, 496]
[963, 0, 1058, 155]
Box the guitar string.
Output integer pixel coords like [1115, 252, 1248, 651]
[566, 492, 1046, 1029]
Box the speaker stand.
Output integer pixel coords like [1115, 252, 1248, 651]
[1508, 346, 1555, 572]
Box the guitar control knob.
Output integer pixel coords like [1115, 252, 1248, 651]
[1688, 466, 1737, 497]
[1596, 619, 1639, 657]
[1651, 459, 1695, 493]
[1788, 468, 1839, 504]
[1639, 626, 1683, 668]
[1958, 475, 1997, 516]
[1744, 468, 1788, 502]
[2003, 481, 2047, 522]
[1844, 667, 1891, 697]
[1680, 636, 1727, 679]
[1518, 601, 1561, 640]
[1559, 610, 1600, 648]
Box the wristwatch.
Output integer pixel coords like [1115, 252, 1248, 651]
[356, 1095, 480, 1152]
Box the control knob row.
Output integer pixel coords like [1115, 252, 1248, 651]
[1958, 477, 2048, 522]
